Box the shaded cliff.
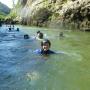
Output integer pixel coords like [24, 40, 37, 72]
[15, 0, 90, 29]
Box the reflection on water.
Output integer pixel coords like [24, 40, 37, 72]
[0, 25, 90, 90]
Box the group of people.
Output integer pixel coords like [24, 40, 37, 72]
[7, 25, 30, 39]
[6, 24, 57, 55]
[7, 24, 65, 56]
[6, 25, 55, 55]
[34, 30, 65, 55]
[8, 25, 19, 32]
[34, 31, 55, 55]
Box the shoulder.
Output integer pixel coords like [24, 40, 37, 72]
[33, 49, 41, 54]
[33, 49, 55, 55]
[48, 50, 55, 54]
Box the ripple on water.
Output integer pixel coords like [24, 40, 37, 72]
[65, 52, 83, 61]
[26, 71, 40, 85]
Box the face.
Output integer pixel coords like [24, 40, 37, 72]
[42, 43, 50, 51]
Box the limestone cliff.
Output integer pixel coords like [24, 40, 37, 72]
[16, 0, 90, 29]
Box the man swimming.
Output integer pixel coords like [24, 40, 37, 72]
[36, 31, 44, 40]
[34, 39, 55, 55]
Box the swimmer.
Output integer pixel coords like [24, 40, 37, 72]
[34, 39, 55, 55]
[24, 34, 30, 39]
[35, 31, 44, 40]
[59, 32, 64, 37]
[16, 28, 19, 31]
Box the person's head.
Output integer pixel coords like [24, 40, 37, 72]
[9, 27, 11, 31]
[37, 32, 43, 39]
[59, 32, 63, 37]
[17, 28, 19, 31]
[24, 34, 29, 39]
[41, 39, 51, 51]
[37, 31, 40, 34]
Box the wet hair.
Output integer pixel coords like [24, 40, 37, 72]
[24, 34, 29, 39]
[41, 39, 51, 47]
[16, 28, 19, 31]
[37, 31, 40, 34]
[9, 27, 11, 31]
[38, 32, 43, 39]
[59, 32, 63, 37]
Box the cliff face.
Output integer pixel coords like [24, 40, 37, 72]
[16, 0, 90, 29]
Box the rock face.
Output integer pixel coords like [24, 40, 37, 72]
[16, 0, 90, 29]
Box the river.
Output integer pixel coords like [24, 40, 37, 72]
[0, 25, 90, 90]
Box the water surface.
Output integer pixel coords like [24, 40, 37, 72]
[0, 25, 90, 90]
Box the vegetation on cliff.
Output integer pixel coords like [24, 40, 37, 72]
[14, 0, 90, 29]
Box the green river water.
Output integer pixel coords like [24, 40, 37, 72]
[0, 25, 90, 90]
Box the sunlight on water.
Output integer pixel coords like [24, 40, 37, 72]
[26, 71, 40, 85]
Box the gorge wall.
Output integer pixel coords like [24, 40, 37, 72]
[16, 0, 90, 29]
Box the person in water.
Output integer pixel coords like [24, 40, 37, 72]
[59, 32, 64, 37]
[36, 31, 44, 40]
[34, 39, 55, 55]
[38, 32, 43, 39]
[24, 34, 30, 39]
[16, 28, 19, 31]
[37, 31, 40, 34]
